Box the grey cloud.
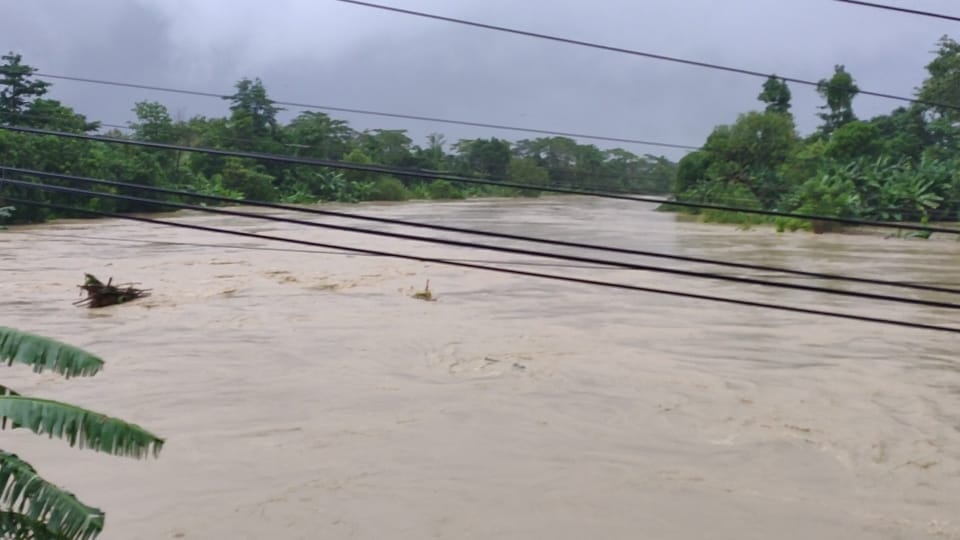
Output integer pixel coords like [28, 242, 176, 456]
[2, 0, 958, 160]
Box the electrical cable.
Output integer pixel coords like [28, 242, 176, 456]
[34, 73, 700, 151]
[4, 195, 958, 335]
[335, 0, 960, 113]
[5, 124, 959, 235]
[7, 113, 959, 219]
[18, 230, 959, 284]
[7, 175, 960, 312]
[0, 231, 622, 269]
[833, 0, 960, 22]
[6, 165, 960, 296]
[6, 109, 682, 194]
[13, 108, 959, 219]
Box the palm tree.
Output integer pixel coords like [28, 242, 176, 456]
[0, 326, 163, 539]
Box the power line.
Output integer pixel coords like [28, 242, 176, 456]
[833, 0, 960, 22]
[17, 230, 957, 284]
[7, 175, 960, 312]
[22, 230, 960, 284]
[34, 73, 700, 151]
[4, 195, 958, 335]
[5, 123, 959, 236]
[8, 113, 959, 218]
[11, 111, 958, 217]
[335, 0, 959, 112]
[5, 165, 959, 297]
[9, 231, 618, 269]
[8, 108, 680, 191]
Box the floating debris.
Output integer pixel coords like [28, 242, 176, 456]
[74, 273, 151, 308]
[411, 280, 436, 302]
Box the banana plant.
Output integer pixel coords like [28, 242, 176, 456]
[836, 156, 948, 223]
[0, 327, 163, 539]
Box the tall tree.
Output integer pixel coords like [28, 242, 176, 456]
[421, 133, 447, 170]
[223, 78, 282, 148]
[869, 106, 930, 161]
[23, 98, 99, 132]
[681, 111, 799, 206]
[917, 36, 960, 122]
[0, 52, 50, 125]
[758, 75, 792, 114]
[453, 137, 511, 178]
[356, 129, 415, 168]
[130, 101, 175, 143]
[816, 65, 860, 135]
[283, 111, 354, 159]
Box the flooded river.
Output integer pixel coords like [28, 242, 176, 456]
[2, 196, 959, 539]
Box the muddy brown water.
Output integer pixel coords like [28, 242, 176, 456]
[2, 196, 959, 539]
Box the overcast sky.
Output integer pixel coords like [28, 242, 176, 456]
[2, 0, 958, 160]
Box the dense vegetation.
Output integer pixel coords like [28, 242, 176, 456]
[0, 53, 676, 225]
[672, 36, 960, 232]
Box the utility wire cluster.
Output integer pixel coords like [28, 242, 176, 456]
[833, 0, 960, 23]
[2, 162, 959, 335]
[335, 0, 960, 112]
[3, 1, 959, 335]
[4, 124, 959, 236]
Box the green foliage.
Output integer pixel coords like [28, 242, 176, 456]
[0, 510, 76, 540]
[855, 157, 948, 221]
[0, 327, 103, 378]
[0, 52, 50, 125]
[507, 157, 550, 197]
[189, 173, 245, 200]
[424, 179, 465, 200]
[792, 171, 862, 229]
[673, 111, 798, 209]
[130, 101, 175, 143]
[283, 112, 354, 159]
[366, 176, 411, 201]
[0, 397, 163, 458]
[758, 75, 792, 114]
[224, 78, 282, 143]
[356, 129, 414, 167]
[870, 106, 930, 161]
[218, 158, 278, 202]
[341, 148, 377, 185]
[918, 36, 960, 123]
[0, 451, 103, 539]
[0, 327, 163, 539]
[674, 151, 710, 194]
[817, 65, 860, 135]
[679, 181, 767, 225]
[453, 138, 511, 178]
[824, 121, 882, 161]
[306, 170, 366, 203]
[1, 50, 679, 224]
[673, 39, 960, 233]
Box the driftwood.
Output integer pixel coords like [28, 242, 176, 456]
[74, 273, 151, 308]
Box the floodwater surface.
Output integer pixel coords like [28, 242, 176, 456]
[2, 197, 959, 539]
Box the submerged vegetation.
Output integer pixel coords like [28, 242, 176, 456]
[412, 280, 436, 302]
[0, 52, 676, 225]
[0, 327, 163, 539]
[669, 36, 960, 233]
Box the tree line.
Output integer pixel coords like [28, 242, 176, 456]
[672, 36, 960, 233]
[0, 53, 676, 225]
